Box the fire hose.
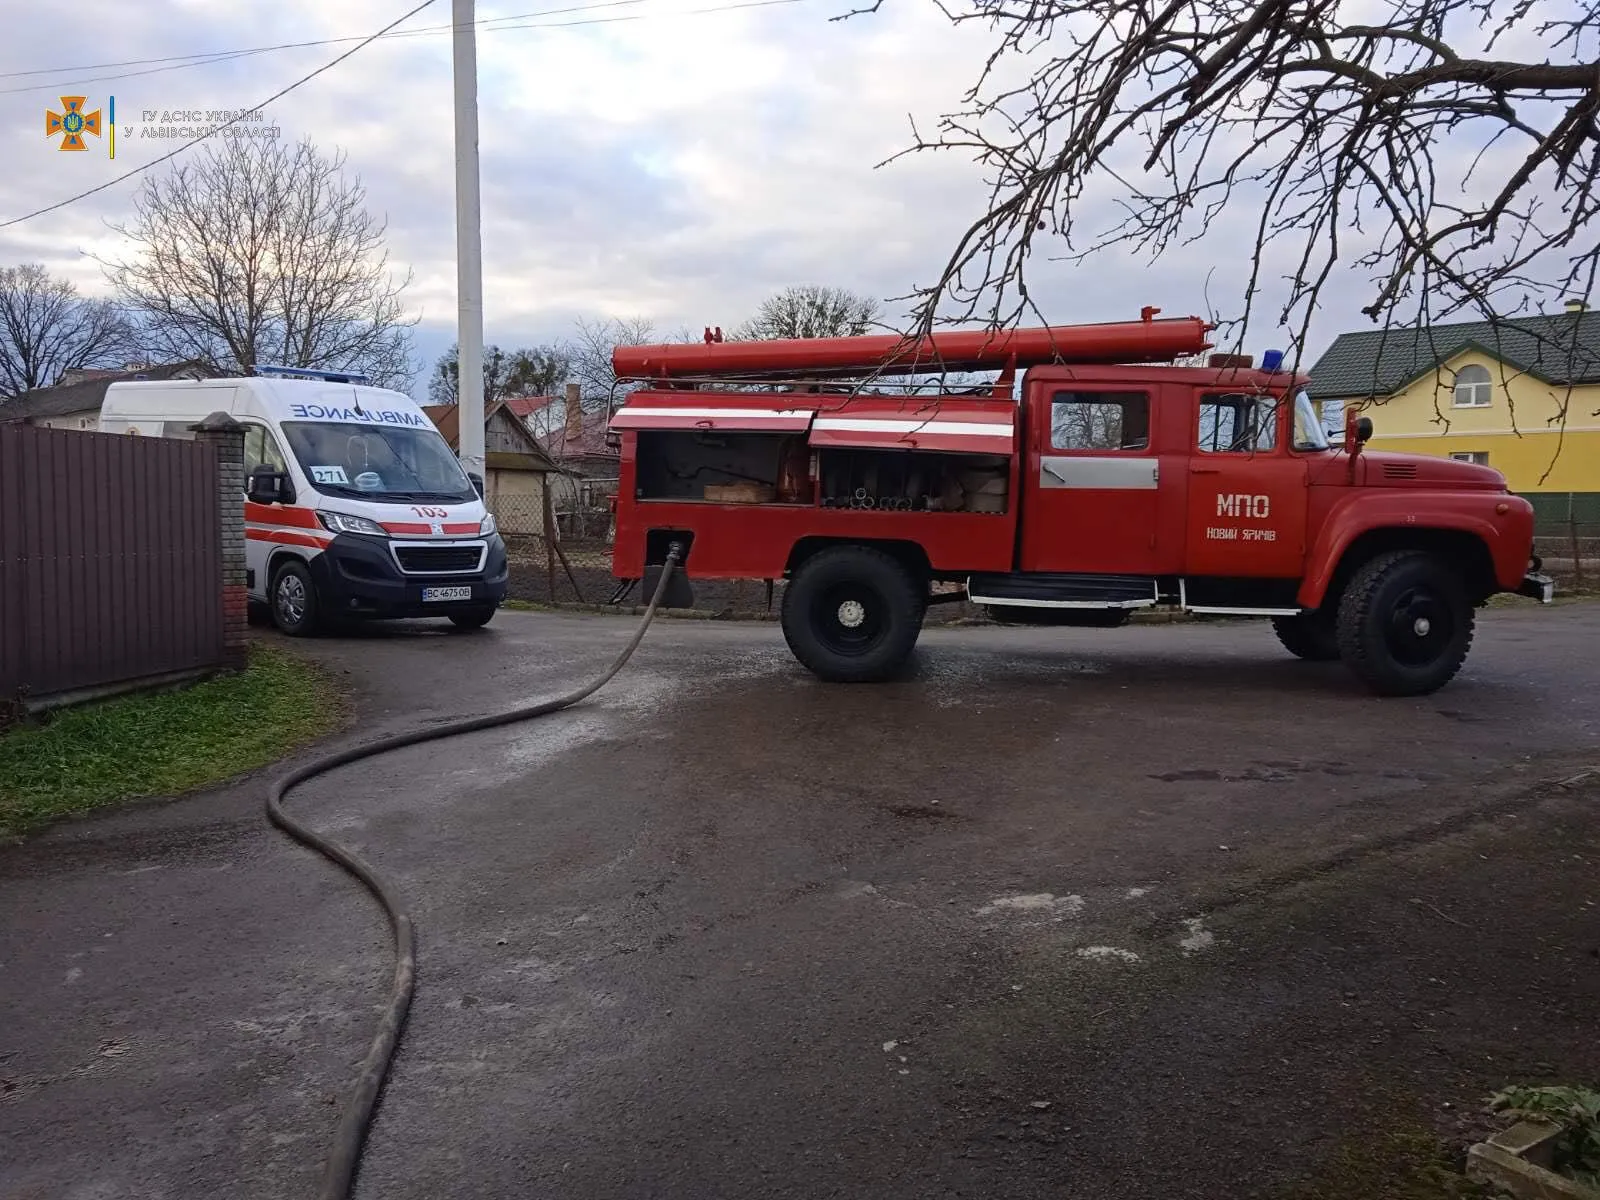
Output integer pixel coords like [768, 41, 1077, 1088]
[266, 542, 684, 1200]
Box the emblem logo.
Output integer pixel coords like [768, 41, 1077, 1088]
[46, 96, 103, 152]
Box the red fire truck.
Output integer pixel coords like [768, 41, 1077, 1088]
[606, 310, 1553, 696]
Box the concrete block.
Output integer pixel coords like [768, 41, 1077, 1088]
[1466, 1122, 1600, 1200]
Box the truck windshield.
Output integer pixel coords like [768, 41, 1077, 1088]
[281, 422, 478, 503]
[1293, 389, 1332, 451]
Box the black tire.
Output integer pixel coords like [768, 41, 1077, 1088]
[781, 546, 925, 682]
[1335, 550, 1475, 697]
[1271, 612, 1339, 661]
[269, 559, 322, 637]
[448, 604, 497, 630]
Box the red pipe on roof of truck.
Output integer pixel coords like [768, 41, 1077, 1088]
[612, 311, 1214, 380]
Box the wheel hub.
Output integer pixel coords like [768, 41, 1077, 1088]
[278, 575, 306, 624]
[1385, 584, 1452, 667]
[837, 599, 867, 628]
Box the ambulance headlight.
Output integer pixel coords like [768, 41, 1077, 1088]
[318, 511, 389, 537]
[478, 513, 497, 536]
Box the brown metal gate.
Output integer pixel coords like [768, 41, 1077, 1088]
[0, 424, 224, 703]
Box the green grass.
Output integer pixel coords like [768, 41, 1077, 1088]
[0, 645, 345, 837]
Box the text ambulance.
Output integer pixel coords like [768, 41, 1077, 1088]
[99, 366, 508, 635]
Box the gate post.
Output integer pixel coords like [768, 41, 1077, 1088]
[191, 412, 249, 671]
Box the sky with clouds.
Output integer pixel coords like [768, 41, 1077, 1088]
[0, 0, 1565, 400]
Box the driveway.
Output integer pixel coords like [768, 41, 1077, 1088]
[4, 605, 1598, 1199]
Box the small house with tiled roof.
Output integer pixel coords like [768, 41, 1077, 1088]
[0, 361, 218, 430]
[422, 399, 564, 536]
[504, 385, 621, 539]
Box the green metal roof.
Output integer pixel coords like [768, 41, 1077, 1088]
[1306, 310, 1600, 400]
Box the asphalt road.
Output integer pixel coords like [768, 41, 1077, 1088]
[4, 605, 1599, 1200]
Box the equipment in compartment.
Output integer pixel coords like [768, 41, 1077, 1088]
[704, 481, 776, 504]
[818, 448, 1009, 514]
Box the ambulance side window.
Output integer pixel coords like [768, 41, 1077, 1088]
[242, 424, 288, 484]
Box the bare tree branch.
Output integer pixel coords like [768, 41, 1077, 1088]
[100, 135, 417, 391]
[730, 285, 886, 339]
[861, 0, 1600, 437]
[428, 342, 571, 405]
[0, 263, 137, 399]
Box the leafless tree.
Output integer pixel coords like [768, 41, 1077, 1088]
[867, 0, 1600, 431]
[565, 315, 659, 406]
[429, 342, 571, 405]
[0, 263, 136, 399]
[732, 285, 885, 339]
[102, 136, 417, 390]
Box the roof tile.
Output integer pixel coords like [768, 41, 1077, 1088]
[1307, 311, 1600, 399]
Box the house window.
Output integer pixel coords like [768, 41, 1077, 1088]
[1449, 451, 1490, 466]
[1452, 364, 1492, 408]
[1049, 391, 1150, 451]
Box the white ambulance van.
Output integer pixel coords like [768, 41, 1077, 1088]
[98, 366, 508, 635]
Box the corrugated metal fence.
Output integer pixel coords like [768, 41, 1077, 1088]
[1526, 492, 1600, 589]
[1, 424, 225, 705]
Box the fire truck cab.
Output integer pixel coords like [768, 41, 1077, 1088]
[607, 313, 1553, 697]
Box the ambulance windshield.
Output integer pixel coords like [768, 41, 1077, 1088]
[282, 422, 478, 503]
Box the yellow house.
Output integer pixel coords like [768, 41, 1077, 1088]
[1307, 302, 1600, 493]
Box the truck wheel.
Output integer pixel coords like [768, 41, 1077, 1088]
[270, 559, 322, 637]
[1335, 550, 1474, 696]
[1271, 613, 1339, 661]
[781, 546, 924, 682]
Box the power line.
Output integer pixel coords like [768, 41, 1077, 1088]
[2, 0, 822, 231]
[0, 0, 662, 91]
[0, 50, 282, 98]
[2, 0, 817, 96]
[0, 0, 442, 231]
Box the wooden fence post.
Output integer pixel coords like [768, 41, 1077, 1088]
[542, 486, 557, 602]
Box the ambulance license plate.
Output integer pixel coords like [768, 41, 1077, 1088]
[422, 586, 473, 602]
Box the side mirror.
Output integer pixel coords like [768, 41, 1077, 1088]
[469, 471, 485, 499]
[1343, 407, 1373, 455]
[246, 465, 289, 504]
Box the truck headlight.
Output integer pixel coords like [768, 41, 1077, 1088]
[318, 511, 389, 537]
[479, 513, 497, 536]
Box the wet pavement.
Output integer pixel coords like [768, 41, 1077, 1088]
[3, 605, 1599, 1199]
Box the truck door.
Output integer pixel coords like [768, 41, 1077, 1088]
[1183, 391, 1308, 586]
[1021, 384, 1182, 576]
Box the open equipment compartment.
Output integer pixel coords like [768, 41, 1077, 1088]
[634, 429, 810, 504]
[817, 447, 1010, 513]
[806, 392, 1016, 513]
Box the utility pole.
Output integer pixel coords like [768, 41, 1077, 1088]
[452, 0, 486, 481]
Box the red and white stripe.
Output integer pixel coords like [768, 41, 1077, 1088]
[609, 398, 1015, 453]
[244, 501, 332, 550]
[609, 405, 815, 432]
[809, 402, 1013, 454]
